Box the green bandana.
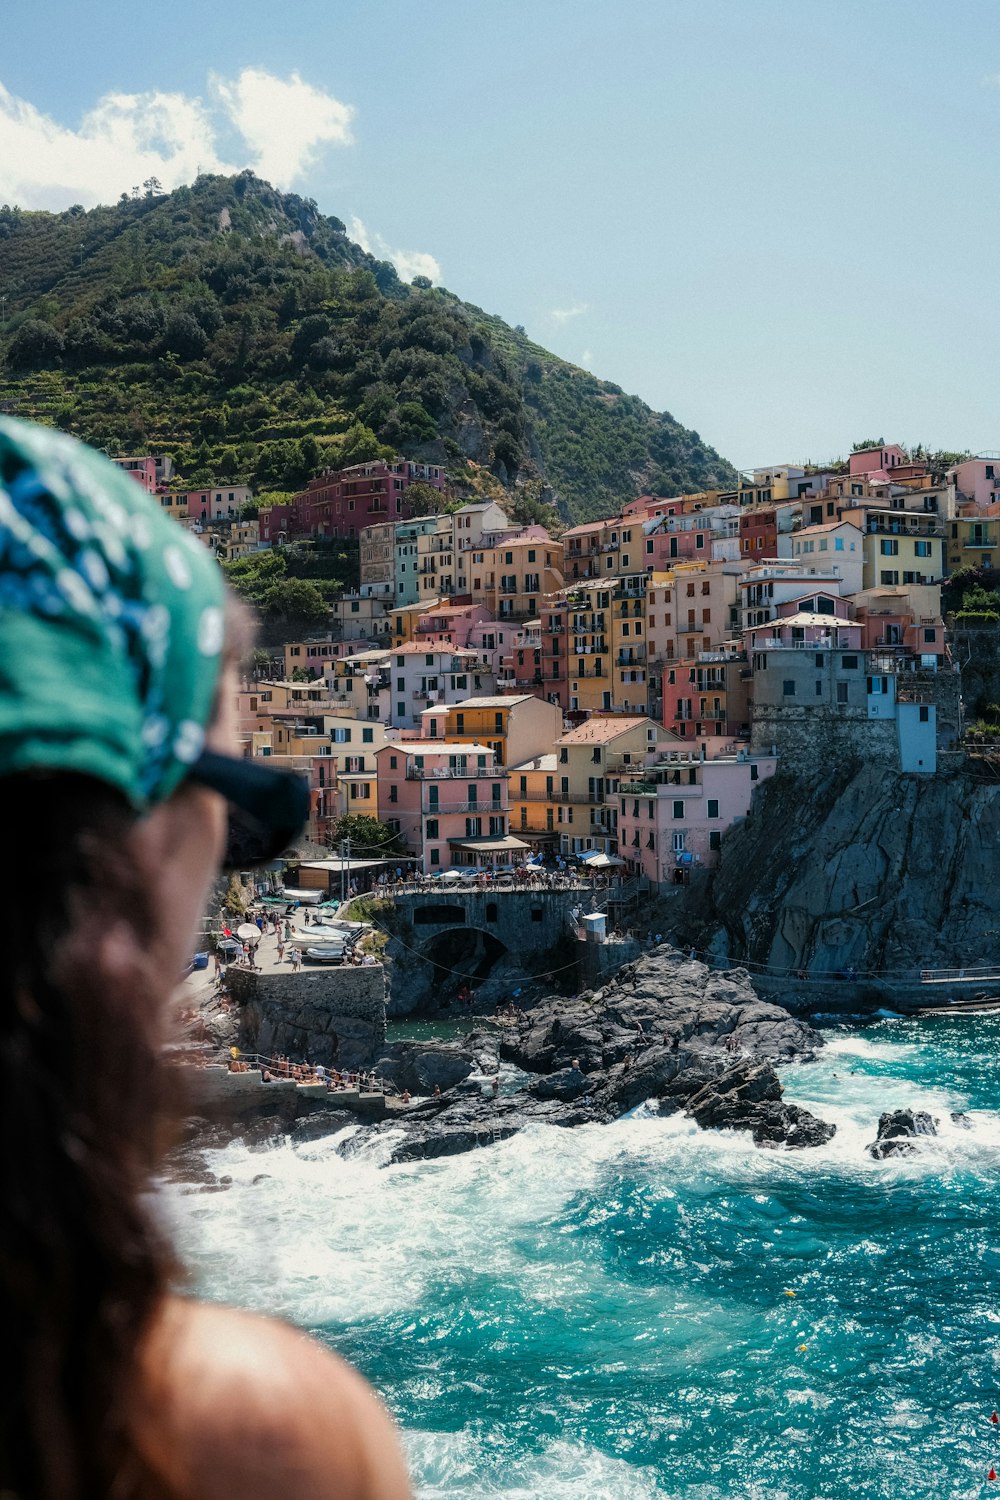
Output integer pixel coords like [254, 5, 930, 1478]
[0, 417, 227, 808]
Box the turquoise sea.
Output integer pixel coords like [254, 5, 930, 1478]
[169, 1013, 1000, 1499]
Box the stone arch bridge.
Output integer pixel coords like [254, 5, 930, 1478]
[374, 887, 595, 1014]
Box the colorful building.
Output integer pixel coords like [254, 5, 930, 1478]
[617, 746, 777, 888]
[552, 715, 676, 857]
[376, 741, 518, 871]
[423, 693, 563, 769]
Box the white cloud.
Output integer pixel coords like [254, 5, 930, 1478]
[551, 303, 589, 323]
[349, 214, 441, 284]
[0, 69, 355, 209]
[211, 68, 353, 187]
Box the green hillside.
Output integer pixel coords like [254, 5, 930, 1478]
[0, 172, 737, 522]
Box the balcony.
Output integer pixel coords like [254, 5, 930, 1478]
[406, 765, 490, 779]
[617, 648, 647, 665]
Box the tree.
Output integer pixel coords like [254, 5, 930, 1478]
[161, 310, 208, 358]
[259, 577, 329, 626]
[326, 813, 405, 857]
[6, 319, 64, 369]
[404, 480, 450, 517]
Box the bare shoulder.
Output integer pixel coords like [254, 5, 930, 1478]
[143, 1298, 412, 1500]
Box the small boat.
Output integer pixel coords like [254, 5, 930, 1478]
[303, 945, 346, 963]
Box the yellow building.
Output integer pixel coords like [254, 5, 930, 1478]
[414, 515, 456, 602]
[563, 572, 650, 715]
[425, 693, 563, 769]
[391, 599, 439, 643]
[552, 715, 677, 856]
[840, 506, 945, 590]
[283, 638, 338, 677]
[508, 751, 561, 849]
[467, 533, 565, 621]
[157, 492, 189, 522]
[946, 514, 1000, 573]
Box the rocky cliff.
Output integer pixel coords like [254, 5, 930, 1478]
[694, 760, 1000, 983]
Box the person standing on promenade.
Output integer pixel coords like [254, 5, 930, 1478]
[0, 419, 411, 1500]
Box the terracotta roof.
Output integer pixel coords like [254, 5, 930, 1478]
[392, 642, 483, 656]
[557, 716, 651, 744]
[437, 694, 537, 709]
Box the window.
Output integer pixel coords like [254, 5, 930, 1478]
[672, 830, 686, 853]
[397, 701, 406, 718]
[465, 817, 482, 837]
[559, 748, 568, 764]
[750, 764, 759, 780]
[456, 714, 465, 733]
[389, 785, 398, 803]
[709, 830, 722, 851]
[837, 681, 849, 704]
[919, 705, 930, 723]
[880, 539, 899, 556]
[914, 540, 932, 557]
[841, 655, 858, 669]
[835, 537, 844, 551]
[389, 755, 397, 769]
[923, 628, 936, 644]
[815, 680, 823, 696]
[428, 785, 439, 808]
[426, 819, 438, 838]
[880, 570, 899, 586]
[672, 800, 684, 820]
[707, 799, 719, 818]
[783, 680, 796, 696]
[429, 847, 440, 866]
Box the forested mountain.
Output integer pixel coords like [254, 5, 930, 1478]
[0, 173, 737, 522]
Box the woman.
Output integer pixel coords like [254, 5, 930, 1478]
[0, 418, 410, 1500]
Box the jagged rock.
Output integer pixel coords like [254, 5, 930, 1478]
[387, 1093, 594, 1163]
[373, 1037, 495, 1094]
[750, 1102, 837, 1150]
[701, 761, 998, 988]
[951, 1110, 973, 1129]
[685, 1060, 784, 1128]
[529, 1066, 593, 1101]
[867, 1107, 937, 1158]
[501, 947, 821, 1078]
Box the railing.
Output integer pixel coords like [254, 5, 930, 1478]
[223, 1050, 394, 1095]
[406, 765, 489, 779]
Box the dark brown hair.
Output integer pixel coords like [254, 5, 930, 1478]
[0, 772, 178, 1500]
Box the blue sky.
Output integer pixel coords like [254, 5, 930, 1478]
[2, 0, 999, 468]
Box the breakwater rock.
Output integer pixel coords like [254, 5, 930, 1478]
[383, 947, 832, 1163]
[867, 1107, 938, 1159]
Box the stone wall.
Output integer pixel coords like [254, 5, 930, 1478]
[750, 704, 898, 771]
[229, 964, 386, 1068]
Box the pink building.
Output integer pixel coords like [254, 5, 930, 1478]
[376, 741, 514, 871]
[661, 652, 751, 741]
[949, 457, 1000, 509]
[413, 603, 494, 649]
[616, 746, 777, 889]
[111, 455, 164, 494]
[742, 610, 862, 654]
[182, 485, 253, 523]
[264, 460, 444, 543]
[849, 445, 909, 478]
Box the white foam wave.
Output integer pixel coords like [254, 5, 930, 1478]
[405, 1431, 666, 1499]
